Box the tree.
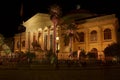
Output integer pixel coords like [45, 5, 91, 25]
[0, 34, 11, 55]
[104, 43, 120, 57]
[26, 51, 36, 63]
[0, 34, 4, 46]
[87, 52, 97, 59]
[49, 4, 62, 54]
[49, 4, 62, 21]
[61, 23, 79, 55]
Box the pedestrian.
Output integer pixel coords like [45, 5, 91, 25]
[77, 47, 81, 60]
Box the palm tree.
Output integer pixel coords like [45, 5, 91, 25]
[61, 23, 79, 56]
[60, 9, 90, 57]
[49, 4, 62, 54]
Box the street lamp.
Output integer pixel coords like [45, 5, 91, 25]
[56, 36, 59, 57]
[55, 36, 59, 68]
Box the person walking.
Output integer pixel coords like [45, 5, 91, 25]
[77, 47, 81, 60]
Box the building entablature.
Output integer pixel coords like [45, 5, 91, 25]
[77, 14, 117, 29]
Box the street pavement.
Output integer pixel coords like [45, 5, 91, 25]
[0, 63, 120, 80]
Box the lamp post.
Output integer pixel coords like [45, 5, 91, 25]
[56, 37, 59, 59]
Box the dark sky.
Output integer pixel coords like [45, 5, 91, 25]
[0, 0, 120, 37]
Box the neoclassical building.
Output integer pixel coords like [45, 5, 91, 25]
[14, 10, 120, 60]
[14, 13, 53, 52]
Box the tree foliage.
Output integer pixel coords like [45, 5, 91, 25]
[104, 43, 120, 57]
[61, 23, 79, 46]
[87, 52, 97, 58]
[0, 34, 11, 54]
[49, 4, 62, 20]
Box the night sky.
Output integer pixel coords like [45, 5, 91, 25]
[0, 0, 120, 37]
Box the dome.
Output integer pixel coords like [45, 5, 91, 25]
[61, 9, 98, 24]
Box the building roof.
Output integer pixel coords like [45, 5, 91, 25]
[23, 13, 52, 29]
[62, 9, 109, 23]
[61, 9, 99, 24]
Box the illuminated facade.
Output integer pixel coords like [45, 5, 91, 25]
[14, 12, 119, 60]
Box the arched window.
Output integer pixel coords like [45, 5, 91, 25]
[91, 48, 98, 58]
[78, 32, 84, 42]
[91, 48, 98, 54]
[87, 48, 98, 59]
[104, 28, 112, 40]
[90, 30, 97, 41]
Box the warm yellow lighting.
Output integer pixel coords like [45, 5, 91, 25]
[56, 37, 59, 41]
[38, 28, 42, 32]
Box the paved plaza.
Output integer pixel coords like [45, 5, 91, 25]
[0, 63, 120, 80]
